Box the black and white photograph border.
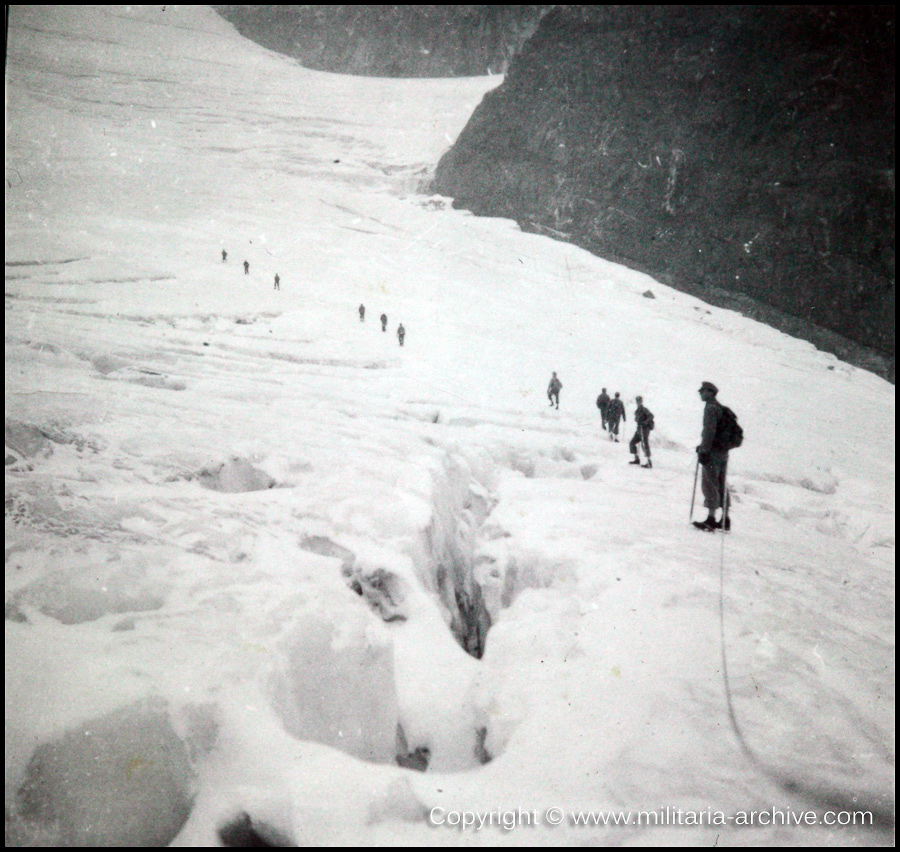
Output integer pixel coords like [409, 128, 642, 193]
[5, 6, 894, 847]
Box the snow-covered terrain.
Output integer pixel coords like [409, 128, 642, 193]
[5, 6, 894, 847]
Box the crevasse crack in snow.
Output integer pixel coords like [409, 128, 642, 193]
[5, 5, 893, 848]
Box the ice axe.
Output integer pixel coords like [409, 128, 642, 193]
[690, 457, 700, 521]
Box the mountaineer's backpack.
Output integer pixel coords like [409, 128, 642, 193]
[640, 408, 655, 431]
[713, 405, 743, 450]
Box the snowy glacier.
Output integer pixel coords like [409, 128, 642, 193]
[5, 6, 894, 847]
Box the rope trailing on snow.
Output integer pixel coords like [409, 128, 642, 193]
[715, 485, 895, 832]
[716, 484, 761, 767]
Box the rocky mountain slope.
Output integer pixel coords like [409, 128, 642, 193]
[432, 6, 895, 376]
[6, 7, 894, 846]
[214, 6, 550, 77]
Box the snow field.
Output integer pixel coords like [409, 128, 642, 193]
[6, 6, 893, 847]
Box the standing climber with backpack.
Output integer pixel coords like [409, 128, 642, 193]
[693, 381, 743, 531]
[629, 396, 654, 468]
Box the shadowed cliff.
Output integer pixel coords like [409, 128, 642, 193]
[214, 6, 550, 77]
[433, 6, 895, 378]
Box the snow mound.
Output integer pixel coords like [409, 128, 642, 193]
[88, 353, 128, 375]
[9, 699, 195, 847]
[8, 559, 167, 625]
[5, 421, 55, 461]
[196, 457, 276, 492]
[267, 611, 399, 763]
[5, 420, 100, 470]
[104, 369, 187, 391]
[367, 777, 429, 825]
[299, 535, 356, 569]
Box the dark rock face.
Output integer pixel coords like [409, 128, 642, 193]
[433, 6, 895, 373]
[214, 6, 550, 77]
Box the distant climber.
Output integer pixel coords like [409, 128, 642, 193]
[596, 388, 611, 431]
[629, 396, 654, 468]
[380, 313, 388, 332]
[274, 273, 280, 290]
[547, 372, 562, 409]
[221, 249, 227, 263]
[243, 260, 249, 275]
[397, 323, 405, 346]
[607, 392, 625, 441]
[359, 304, 365, 322]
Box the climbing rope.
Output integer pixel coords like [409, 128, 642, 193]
[713, 485, 894, 832]
[716, 485, 761, 766]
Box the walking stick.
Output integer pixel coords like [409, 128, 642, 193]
[721, 459, 730, 529]
[690, 457, 700, 521]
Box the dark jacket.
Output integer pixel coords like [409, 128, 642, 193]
[635, 404, 653, 430]
[698, 400, 727, 459]
[608, 397, 625, 422]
